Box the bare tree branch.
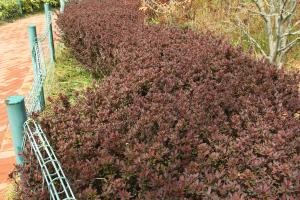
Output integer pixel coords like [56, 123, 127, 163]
[279, 37, 300, 53]
[236, 17, 268, 58]
[238, 0, 300, 68]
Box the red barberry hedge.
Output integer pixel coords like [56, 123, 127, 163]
[18, 0, 300, 199]
[57, 0, 144, 77]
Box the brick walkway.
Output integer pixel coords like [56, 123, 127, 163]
[0, 14, 52, 199]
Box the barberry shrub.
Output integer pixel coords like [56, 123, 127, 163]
[57, 0, 144, 77]
[18, 0, 300, 199]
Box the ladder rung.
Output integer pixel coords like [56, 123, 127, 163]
[38, 144, 50, 149]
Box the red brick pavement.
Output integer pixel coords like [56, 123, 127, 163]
[0, 14, 56, 199]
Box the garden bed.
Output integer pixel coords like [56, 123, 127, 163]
[15, 0, 300, 199]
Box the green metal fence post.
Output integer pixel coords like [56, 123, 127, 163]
[17, 0, 23, 15]
[28, 24, 45, 111]
[28, 24, 38, 77]
[39, 86, 46, 111]
[5, 96, 27, 165]
[60, 0, 65, 13]
[44, 3, 55, 62]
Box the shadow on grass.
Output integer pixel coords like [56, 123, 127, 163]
[45, 43, 93, 103]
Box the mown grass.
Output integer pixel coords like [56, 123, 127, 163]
[6, 185, 16, 200]
[4, 179, 18, 200]
[45, 43, 93, 101]
[42, 43, 93, 116]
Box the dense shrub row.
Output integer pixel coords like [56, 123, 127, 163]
[18, 0, 300, 199]
[0, 0, 59, 22]
[57, 0, 144, 77]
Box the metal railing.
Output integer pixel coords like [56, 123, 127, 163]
[23, 119, 75, 200]
[5, 2, 76, 199]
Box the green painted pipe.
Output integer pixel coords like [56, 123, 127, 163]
[28, 24, 38, 77]
[28, 24, 45, 111]
[44, 3, 55, 63]
[5, 96, 27, 165]
[39, 86, 46, 111]
[60, 0, 65, 13]
[16, 0, 23, 15]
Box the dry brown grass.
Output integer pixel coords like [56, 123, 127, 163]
[142, 0, 300, 71]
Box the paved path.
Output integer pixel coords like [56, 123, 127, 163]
[0, 14, 53, 199]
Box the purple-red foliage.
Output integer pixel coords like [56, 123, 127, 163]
[18, 0, 300, 199]
[57, 0, 144, 77]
